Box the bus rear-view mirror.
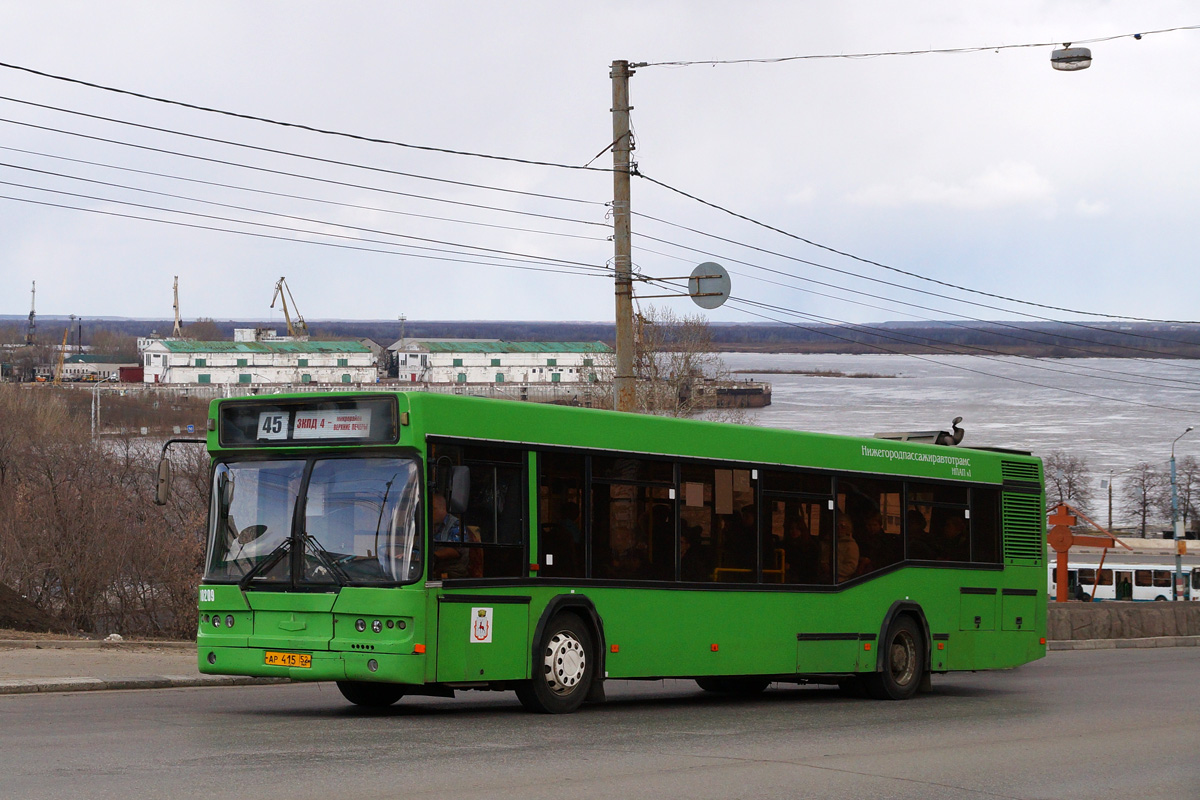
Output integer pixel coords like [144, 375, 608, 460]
[448, 466, 470, 515]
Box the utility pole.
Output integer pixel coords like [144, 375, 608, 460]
[1171, 427, 1193, 600]
[25, 281, 36, 346]
[172, 276, 183, 337]
[611, 59, 636, 412]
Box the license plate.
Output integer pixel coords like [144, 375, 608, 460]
[264, 651, 311, 668]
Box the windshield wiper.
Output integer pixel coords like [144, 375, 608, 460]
[302, 533, 350, 587]
[238, 537, 293, 589]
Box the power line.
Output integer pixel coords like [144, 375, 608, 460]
[0, 60, 614, 173]
[0, 116, 605, 228]
[0, 173, 605, 270]
[688, 289, 1200, 415]
[632, 213, 1200, 357]
[713, 292, 1200, 395]
[0, 94, 604, 205]
[0, 192, 612, 280]
[0, 180, 611, 276]
[634, 171, 1200, 324]
[0, 147, 609, 243]
[636, 25, 1200, 68]
[633, 242, 1200, 389]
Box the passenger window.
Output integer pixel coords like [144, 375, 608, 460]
[1153, 570, 1171, 588]
[592, 456, 672, 484]
[591, 482, 674, 581]
[1098, 569, 1113, 586]
[908, 482, 973, 563]
[763, 470, 831, 495]
[429, 443, 525, 579]
[537, 452, 586, 578]
[836, 477, 904, 580]
[969, 488, 1001, 563]
[679, 464, 755, 583]
[1078, 568, 1096, 585]
[1135, 570, 1152, 587]
[768, 496, 833, 585]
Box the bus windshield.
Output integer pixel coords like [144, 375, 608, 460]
[206, 457, 421, 586]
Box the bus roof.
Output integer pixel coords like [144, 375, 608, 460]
[209, 391, 1040, 486]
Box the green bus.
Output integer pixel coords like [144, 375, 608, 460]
[181, 391, 1046, 713]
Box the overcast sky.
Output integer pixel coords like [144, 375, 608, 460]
[0, 2, 1197, 328]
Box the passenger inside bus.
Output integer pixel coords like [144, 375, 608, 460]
[836, 516, 860, 581]
[431, 494, 469, 579]
[680, 525, 711, 581]
[939, 516, 970, 562]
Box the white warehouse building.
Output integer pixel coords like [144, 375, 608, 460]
[388, 340, 612, 385]
[142, 337, 377, 385]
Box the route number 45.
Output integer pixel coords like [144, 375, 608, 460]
[258, 412, 289, 440]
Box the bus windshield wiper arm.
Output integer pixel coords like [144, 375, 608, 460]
[238, 538, 293, 589]
[302, 534, 350, 587]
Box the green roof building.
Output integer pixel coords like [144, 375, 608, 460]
[388, 339, 611, 386]
[141, 332, 377, 386]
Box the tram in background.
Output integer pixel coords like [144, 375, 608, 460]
[1049, 562, 1196, 601]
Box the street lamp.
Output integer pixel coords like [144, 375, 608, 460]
[1170, 426, 1194, 601]
[1102, 467, 1137, 532]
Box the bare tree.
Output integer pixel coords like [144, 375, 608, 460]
[88, 328, 138, 361]
[1120, 462, 1166, 538]
[0, 384, 208, 636]
[633, 305, 730, 417]
[181, 317, 224, 340]
[1043, 451, 1093, 512]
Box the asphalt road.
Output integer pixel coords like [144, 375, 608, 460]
[2, 648, 1197, 800]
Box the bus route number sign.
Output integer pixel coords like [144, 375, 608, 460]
[258, 412, 290, 440]
[294, 410, 372, 440]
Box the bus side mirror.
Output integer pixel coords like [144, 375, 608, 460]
[155, 457, 172, 506]
[448, 466, 470, 515]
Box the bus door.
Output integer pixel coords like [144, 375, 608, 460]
[1114, 570, 1133, 601]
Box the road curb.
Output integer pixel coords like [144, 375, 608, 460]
[0, 674, 289, 695]
[1048, 635, 1200, 651]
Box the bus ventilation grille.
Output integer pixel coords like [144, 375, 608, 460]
[1001, 460, 1041, 483]
[1002, 492, 1044, 564]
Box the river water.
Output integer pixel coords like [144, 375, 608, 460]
[724, 353, 1200, 517]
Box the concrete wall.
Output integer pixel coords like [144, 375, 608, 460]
[1047, 601, 1200, 640]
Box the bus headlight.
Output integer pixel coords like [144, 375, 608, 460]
[355, 618, 366, 632]
[372, 620, 382, 634]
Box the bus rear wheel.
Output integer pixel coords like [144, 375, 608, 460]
[695, 677, 770, 695]
[862, 615, 924, 701]
[336, 680, 405, 708]
[516, 613, 594, 714]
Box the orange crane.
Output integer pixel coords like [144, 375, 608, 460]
[52, 327, 69, 384]
[270, 277, 309, 339]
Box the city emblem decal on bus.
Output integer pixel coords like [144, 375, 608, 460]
[470, 607, 493, 643]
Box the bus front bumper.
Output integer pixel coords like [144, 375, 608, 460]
[198, 646, 426, 684]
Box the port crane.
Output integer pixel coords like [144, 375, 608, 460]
[172, 276, 183, 337]
[52, 327, 69, 384]
[270, 277, 309, 339]
[25, 281, 35, 346]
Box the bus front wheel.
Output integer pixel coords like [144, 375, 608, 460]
[516, 613, 594, 714]
[862, 615, 924, 701]
[336, 680, 404, 708]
